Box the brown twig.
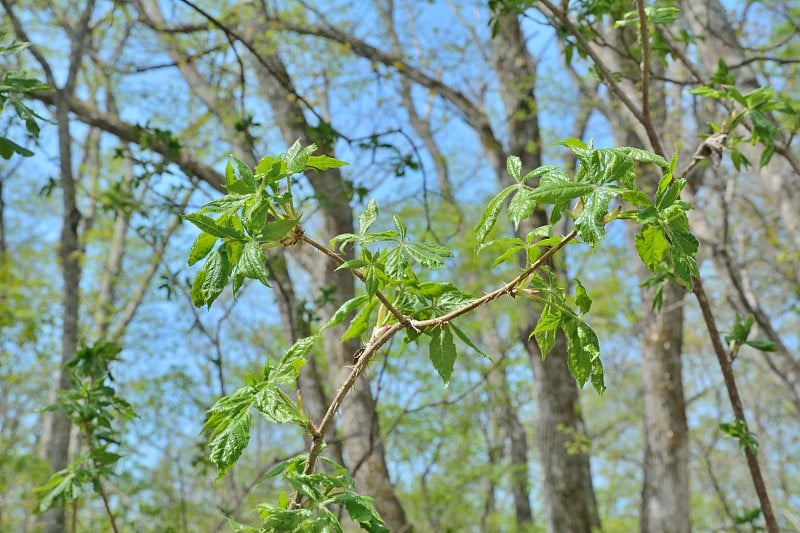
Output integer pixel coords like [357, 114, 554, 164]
[692, 279, 778, 531]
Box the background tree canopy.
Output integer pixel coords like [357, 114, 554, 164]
[1, 1, 798, 532]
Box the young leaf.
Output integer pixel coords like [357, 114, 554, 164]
[428, 326, 457, 385]
[365, 266, 379, 298]
[451, 323, 491, 360]
[532, 304, 562, 359]
[242, 195, 270, 237]
[475, 186, 516, 249]
[359, 199, 379, 236]
[393, 214, 408, 240]
[507, 186, 537, 230]
[188, 231, 218, 266]
[342, 298, 379, 340]
[574, 186, 617, 247]
[204, 389, 254, 478]
[635, 225, 670, 271]
[255, 218, 298, 242]
[405, 241, 453, 269]
[254, 386, 303, 425]
[306, 154, 348, 170]
[530, 173, 594, 204]
[232, 155, 256, 190]
[201, 249, 230, 307]
[563, 320, 599, 388]
[238, 241, 269, 286]
[385, 248, 409, 279]
[574, 279, 592, 314]
[507, 155, 522, 181]
[184, 213, 245, 240]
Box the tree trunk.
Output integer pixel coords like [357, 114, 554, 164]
[639, 282, 690, 533]
[482, 325, 533, 529]
[43, 89, 83, 533]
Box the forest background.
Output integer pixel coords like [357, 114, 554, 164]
[1, 0, 799, 532]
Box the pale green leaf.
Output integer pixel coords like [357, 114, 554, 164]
[238, 241, 269, 286]
[475, 186, 516, 248]
[255, 218, 297, 242]
[188, 231, 218, 266]
[201, 249, 230, 307]
[359, 199, 379, 236]
[507, 155, 522, 181]
[636, 225, 670, 271]
[183, 213, 245, 240]
[342, 298, 379, 340]
[508, 186, 537, 230]
[322, 295, 369, 331]
[306, 154, 348, 170]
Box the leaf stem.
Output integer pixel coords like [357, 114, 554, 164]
[301, 234, 411, 327]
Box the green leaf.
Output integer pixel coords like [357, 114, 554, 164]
[0, 136, 33, 158]
[255, 218, 297, 242]
[191, 267, 208, 307]
[405, 241, 453, 269]
[506, 155, 522, 181]
[532, 304, 562, 359]
[428, 326, 457, 385]
[507, 186, 537, 230]
[530, 173, 594, 205]
[261, 507, 313, 530]
[359, 199, 379, 236]
[563, 320, 600, 388]
[188, 231, 218, 266]
[574, 186, 617, 247]
[656, 179, 684, 210]
[276, 336, 318, 382]
[200, 249, 230, 307]
[636, 225, 670, 271]
[619, 189, 651, 207]
[254, 386, 302, 425]
[745, 339, 779, 352]
[242, 195, 271, 237]
[475, 186, 516, 248]
[574, 279, 592, 314]
[393, 214, 407, 240]
[306, 154, 348, 170]
[238, 241, 269, 286]
[342, 298, 379, 340]
[183, 213, 245, 240]
[204, 389, 253, 478]
[232, 155, 256, 190]
[385, 248, 409, 279]
[286, 142, 316, 175]
[451, 323, 491, 360]
[365, 267, 379, 298]
[322, 295, 369, 331]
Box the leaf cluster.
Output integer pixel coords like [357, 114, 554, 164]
[185, 140, 346, 307]
[0, 31, 49, 159]
[34, 342, 133, 513]
[691, 59, 800, 168]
